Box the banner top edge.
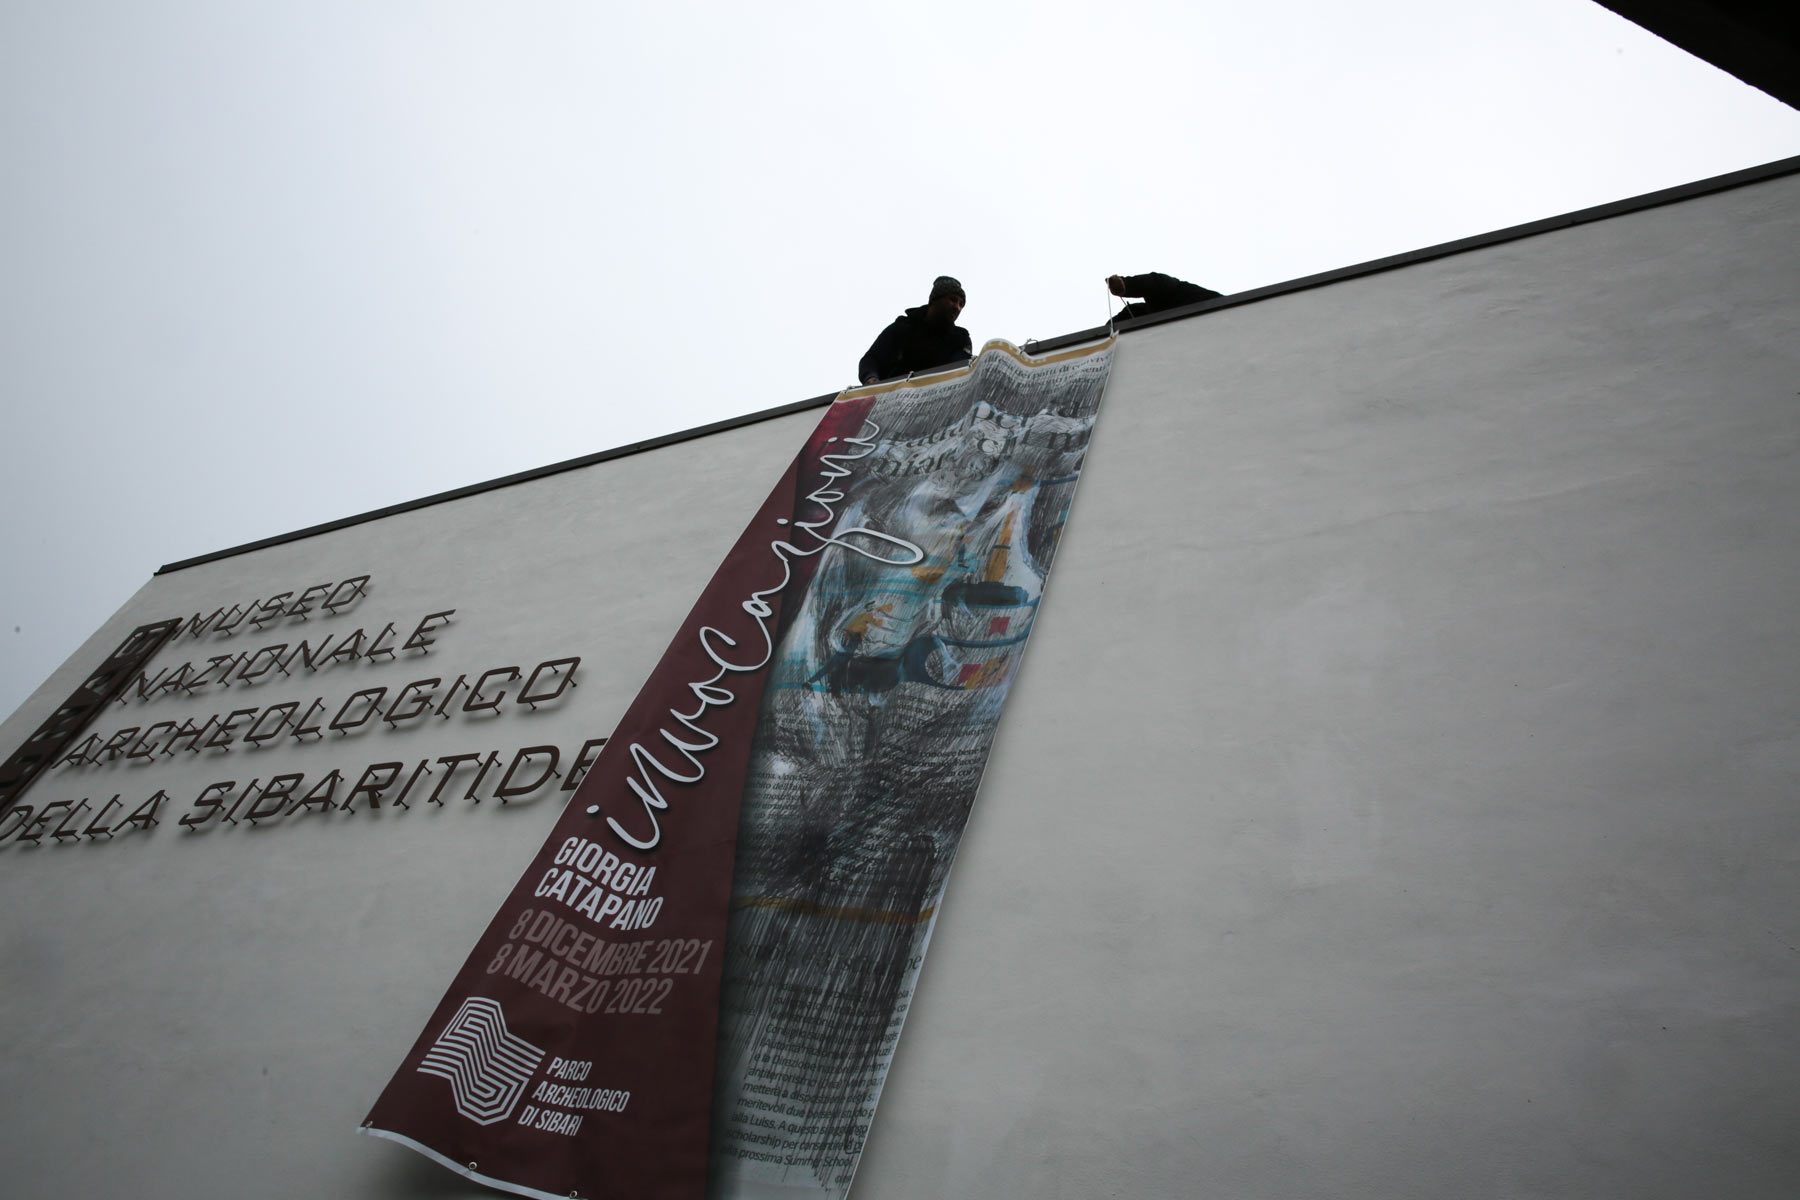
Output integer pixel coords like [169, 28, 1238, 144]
[839, 335, 1117, 402]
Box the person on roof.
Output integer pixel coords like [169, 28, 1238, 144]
[1107, 272, 1222, 320]
[859, 276, 973, 385]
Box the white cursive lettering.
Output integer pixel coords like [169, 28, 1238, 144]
[592, 421, 923, 850]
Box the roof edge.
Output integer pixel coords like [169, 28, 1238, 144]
[1029, 151, 1800, 350]
[156, 391, 838, 574]
[159, 152, 1800, 576]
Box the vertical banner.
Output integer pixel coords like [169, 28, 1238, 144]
[361, 338, 1113, 1200]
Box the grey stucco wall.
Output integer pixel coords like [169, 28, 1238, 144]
[2, 169, 1797, 1198]
[856, 171, 1800, 1200]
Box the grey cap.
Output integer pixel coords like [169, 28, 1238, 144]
[929, 275, 965, 303]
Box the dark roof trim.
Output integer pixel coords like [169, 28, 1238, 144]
[155, 392, 838, 574]
[1589, 1, 1800, 111]
[1026, 151, 1800, 353]
[159, 152, 1800, 576]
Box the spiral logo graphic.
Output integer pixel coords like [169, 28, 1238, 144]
[417, 997, 546, 1125]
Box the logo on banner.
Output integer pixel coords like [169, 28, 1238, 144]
[417, 997, 546, 1125]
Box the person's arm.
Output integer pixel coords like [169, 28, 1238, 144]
[1122, 272, 1220, 309]
[859, 319, 904, 385]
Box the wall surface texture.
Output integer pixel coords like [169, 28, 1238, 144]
[3, 169, 1797, 1199]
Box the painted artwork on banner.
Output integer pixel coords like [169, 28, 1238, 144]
[360, 338, 1113, 1200]
[708, 341, 1112, 1198]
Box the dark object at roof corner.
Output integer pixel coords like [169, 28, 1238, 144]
[1591, 0, 1800, 110]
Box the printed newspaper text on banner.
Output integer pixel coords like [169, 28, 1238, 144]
[708, 340, 1112, 1199]
[360, 338, 1113, 1200]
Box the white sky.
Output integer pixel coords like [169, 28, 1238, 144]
[3, 0, 1798, 720]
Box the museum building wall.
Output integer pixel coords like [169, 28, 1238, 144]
[1, 161, 1797, 1199]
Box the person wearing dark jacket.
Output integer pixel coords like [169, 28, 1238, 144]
[1108, 272, 1221, 320]
[859, 276, 973, 385]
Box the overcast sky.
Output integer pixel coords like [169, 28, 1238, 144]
[3, 0, 1798, 720]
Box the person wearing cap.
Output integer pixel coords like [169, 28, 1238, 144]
[1107, 272, 1222, 320]
[858, 276, 973, 386]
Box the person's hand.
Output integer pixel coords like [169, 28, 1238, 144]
[1106, 274, 1127, 297]
[862, 373, 879, 385]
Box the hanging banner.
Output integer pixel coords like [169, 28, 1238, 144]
[361, 337, 1114, 1200]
